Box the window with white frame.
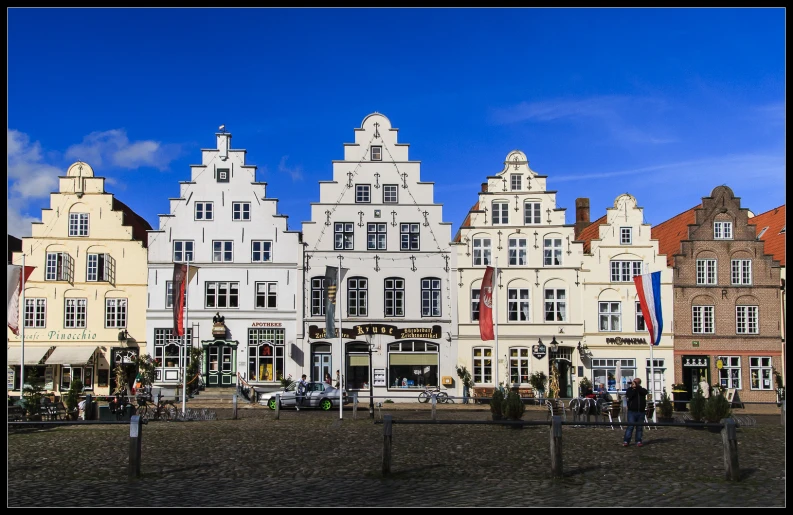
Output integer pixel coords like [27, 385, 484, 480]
[510, 174, 522, 191]
[620, 227, 632, 245]
[736, 305, 758, 334]
[492, 201, 508, 225]
[508, 238, 527, 265]
[64, 298, 87, 328]
[87, 253, 115, 283]
[356, 185, 371, 203]
[692, 305, 715, 334]
[592, 358, 637, 392]
[383, 184, 398, 203]
[154, 328, 193, 380]
[348, 277, 368, 316]
[251, 241, 272, 262]
[400, 223, 420, 251]
[749, 357, 773, 390]
[473, 347, 492, 384]
[371, 146, 382, 161]
[213, 241, 233, 262]
[68, 213, 89, 237]
[471, 288, 480, 321]
[216, 168, 229, 183]
[543, 238, 562, 266]
[509, 347, 530, 384]
[599, 301, 621, 331]
[195, 202, 213, 220]
[367, 223, 387, 250]
[24, 298, 46, 328]
[731, 259, 752, 285]
[248, 328, 285, 383]
[105, 298, 127, 328]
[524, 202, 541, 224]
[255, 282, 277, 309]
[507, 288, 529, 322]
[544, 289, 566, 322]
[696, 259, 718, 285]
[714, 221, 733, 240]
[205, 282, 239, 308]
[635, 301, 645, 331]
[232, 202, 251, 221]
[610, 260, 642, 282]
[335, 222, 354, 250]
[717, 355, 741, 389]
[421, 278, 441, 317]
[165, 281, 174, 308]
[473, 238, 491, 266]
[173, 241, 194, 262]
[45, 252, 73, 282]
[311, 277, 325, 316]
[384, 277, 405, 317]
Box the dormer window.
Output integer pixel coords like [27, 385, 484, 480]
[620, 227, 632, 245]
[714, 221, 733, 240]
[371, 146, 382, 161]
[510, 174, 522, 191]
[68, 213, 89, 237]
[356, 185, 371, 203]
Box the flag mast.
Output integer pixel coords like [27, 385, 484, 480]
[494, 256, 499, 390]
[338, 256, 343, 420]
[20, 253, 26, 397]
[182, 260, 189, 415]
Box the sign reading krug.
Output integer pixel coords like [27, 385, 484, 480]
[308, 324, 442, 340]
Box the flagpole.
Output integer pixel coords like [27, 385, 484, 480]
[20, 253, 26, 397]
[182, 260, 188, 415]
[650, 341, 656, 422]
[338, 256, 343, 420]
[494, 257, 499, 390]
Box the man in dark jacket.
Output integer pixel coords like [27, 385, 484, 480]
[623, 378, 648, 447]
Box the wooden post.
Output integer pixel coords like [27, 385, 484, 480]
[275, 393, 280, 420]
[431, 393, 437, 421]
[232, 394, 238, 420]
[353, 392, 358, 420]
[722, 418, 740, 481]
[382, 414, 392, 476]
[128, 415, 142, 479]
[550, 415, 563, 478]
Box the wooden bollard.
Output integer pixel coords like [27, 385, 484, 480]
[722, 418, 740, 481]
[431, 393, 437, 421]
[129, 415, 143, 479]
[353, 392, 358, 420]
[382, 414, 392, 476]
[550, 415, 563, 478]
[232, 394, 238, 420]
[275, 393, 281, 420]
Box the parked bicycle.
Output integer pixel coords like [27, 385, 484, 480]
[135, 391, 177, 422]
[417, 386, 452, 404]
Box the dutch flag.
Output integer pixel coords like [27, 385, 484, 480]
[634, 271, 663, 346]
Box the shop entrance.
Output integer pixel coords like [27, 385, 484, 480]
[312, 343, 332, 383]
[203, 341, 237, 387]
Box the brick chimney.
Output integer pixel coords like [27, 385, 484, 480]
[575, 198, 590, 238]
[481, 182, 488, 193]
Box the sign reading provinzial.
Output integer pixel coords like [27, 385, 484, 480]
[605, 337, 647, 345]
[308, 324, 442, 340]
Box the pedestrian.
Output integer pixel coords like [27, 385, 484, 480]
[296, 374, 308, 411]
[324, 371, 332, 385]
[623, 378, 648, 447]
[597, 382, 612, 413]
[334, 370, 341, 389]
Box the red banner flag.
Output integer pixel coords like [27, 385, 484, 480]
[172, 263, 199, 336]
[479, 266, 495, 341]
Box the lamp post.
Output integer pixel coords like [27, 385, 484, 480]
[550, 336, 559, 354]
[368, 343, 375, 419]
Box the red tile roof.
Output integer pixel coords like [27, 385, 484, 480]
[112, 197, 153, 247]
[575, 215, 607, 253]
[453, 201, 480, 243]
[750, 204, 786, 266]
[651, 205, 700, 267]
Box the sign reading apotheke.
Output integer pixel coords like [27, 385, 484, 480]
[308, 324, 442, 340]
[605, 337, 647, 345]
[7, 329, 99, 341]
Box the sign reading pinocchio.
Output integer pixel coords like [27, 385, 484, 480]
[308, 324, 442, 340]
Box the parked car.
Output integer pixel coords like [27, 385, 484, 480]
[258, 382, 296, 407]
[263, 381, 349, 411]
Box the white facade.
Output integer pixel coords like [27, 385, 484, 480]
[146, 131, 300, 390]
[579, 193, 674, 401]
[452, 151, 585, 399]
[298, 113, 453, 403]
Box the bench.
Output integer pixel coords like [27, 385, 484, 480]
[473, 387, 535, 404]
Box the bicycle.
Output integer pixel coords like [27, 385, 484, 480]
[418, 386, 451, 404]
[135, 392, 177, 422]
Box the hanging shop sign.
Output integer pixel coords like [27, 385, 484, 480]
[532, 343, 547, 359]
[605, 337, 647, 345]
[308, 324, 442, 340]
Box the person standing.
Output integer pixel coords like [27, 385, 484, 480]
[296, 374, 308, 411]
[334, 370, 341, 389]
[324, 371, 332, 385]
[699, 377, 710, 399]
[623, 378, 648, 447]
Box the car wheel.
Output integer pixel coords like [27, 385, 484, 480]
[319, 398, 332, 411]
[267, 397, 277, 410]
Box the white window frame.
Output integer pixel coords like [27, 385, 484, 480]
[251, 240, 272, 263]
[510, 174, 522, 191]
[524, 202, 541, 225]
[599, 301, 622, 332]
[400, 223, 420, 251]
[173, 241, 194, 263]
[544, 288, 566, 322]
[347, 277, 368, 317]
[255, 282, 278, 309]
[232, 202, 251, 221]
[692, 305, 715, 334]
[471, 288, 480, 322]
[384, 277, 405, 317]
[696, 259, 718, 285]
[166, 281, 174, 309]
[45, 252, 73, 282]
[24, 298, 46, 328]
[87, 253, 115, 284]
[367, 223, 387, 250]
[421, 277, 441, 317]
[311, 277, 325, 316]
[105, 298, 127, 328]
[68, 213, 89, 237]
[356, 184, 371, 203]
[383, 184, 398, 203]
[717, 355, 741, 389]
[714, 221, 733, 240]
[473, 347, 493, 385]
[492, 201, 509, 225]
[64, 298, 87, 328]
[334, 222, 354, 250]
[508, 238, 527, 266]
[543, 238, 562, 266]
[731, 259, 752, 285]
[195, 202, 214, 221]
[472, 238, 491, 266]
[508, 347, 530, 384]
[736, 305, 758, 334]
[620, 227, 632, 245]
[610, 260, 643, 282]
[212, 240, 234, 263]
[507, 288, 530, 322]
[205, 281, 240, 309]
[371, 146, 382, 161]
[749, 357, 773, 391]
[635, 301, 645, 331]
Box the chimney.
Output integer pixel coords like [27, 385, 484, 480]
[481, 182, 488, 193]
[574, 198, 590, 238]
[217, 132, 231, 160]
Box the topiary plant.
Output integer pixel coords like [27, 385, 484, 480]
[64, 378, 84, 420]
[689, 389, 706, 422]
[502, 390, 525, 421]
[703, 393, 732, 424]
[490, 388, 505, 419]
[529, 371, 547, 398]
[658, 389, 674, 419]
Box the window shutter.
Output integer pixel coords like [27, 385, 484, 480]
[66, 253, 74, 284]
[106, 254, 116, 286]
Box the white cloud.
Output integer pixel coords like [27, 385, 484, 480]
[7, 129, 61, 198]
[6, 198, 40, 238]
[278, 156, 304, 181]
[64, 129, 181, 171]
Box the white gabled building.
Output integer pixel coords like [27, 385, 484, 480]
[146, 130, 301, 392]
[298, 113, 454, 403]
[452, 151, 585, 399]
[576, 193, 674, 400]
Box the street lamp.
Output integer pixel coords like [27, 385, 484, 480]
[550, 336, 559, 353]
[368, 343, 375, 419]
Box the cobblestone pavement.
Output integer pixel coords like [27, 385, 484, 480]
[8, 404, 785, 507]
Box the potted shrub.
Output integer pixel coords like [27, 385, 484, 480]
[490, 388, 505, 421]
[19, 383, 46, 421]
[502, 390, 525, 427]
[657, 389, 674, 422]
[64, 379, 84, 421]
[455, 365, 474, 405]
[703, 393, 732, 432]
[578, 377, 593, 397]
[670, 383, 689, 412]
[687, 390, 706, 429]
[529, 371, 547, 401]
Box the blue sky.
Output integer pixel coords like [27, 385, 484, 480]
[8, 8, 786, 240]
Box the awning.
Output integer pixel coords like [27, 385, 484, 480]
[7, 346, 52, 365]
[44, 346, 97, 365]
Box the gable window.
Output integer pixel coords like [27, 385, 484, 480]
[311, 277, 325, 316]
[473, 238, 491, 266]
[335, 223, 354, 250]
[510, 174, 522, 191]
[45, 252, 73, 282]
[205, 281, 239, 308]
[492, 201, 508, 225]
[24, 298, 46, 328]
[696, 259, 717, 285]
[68, 213, 89, 237]
[731, 259, 752, 285]
[736, 305, 758, 334]
[213, 241, 233, 262]
[371, 146, 382, 161]
[749, 357, 773, 390]
[692, 305, 715, 334]
[232, 202, 251, 221]
[544, 289, 566, 322]
[508, 238, 527, 265]
[384, 278, 405, 317]
[64, 298, 87, 328]
[87, 253, 115, 283]
[195, 202, 213, 220]
[610, 260, 642, 282]
[543, 238, 562, 266]
[356, 185, 371, 203]
[716, 355, 741, 389]
[400, 223, 420, 251]
[507, 288, 529, 321]
[348, 277, 368, 317]
[509, 347, 530, 384]
[714, 221, 733, 240]
[473, 347, 492, 384]
[367, 223, 387, 250]
[635, 301, 645, 331]
[166, 281, 174, 308]
[251, 241, 272, 262]
[105, 298, 127, 328]
[173, 241, 194, 263]
[421, 277, 441, 317]
[524, 202, 541, 225]
[217, 168, 229, 183]
[599, 301, 621, 331]
[383, 184, 398, 203]
[255, 282, 278, 309]
[471, 288, 481, 322]
[620, 227, 632, 245]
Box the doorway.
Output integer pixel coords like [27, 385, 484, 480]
[205, 342, 236, 387]
[312, 343, 332, 383]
